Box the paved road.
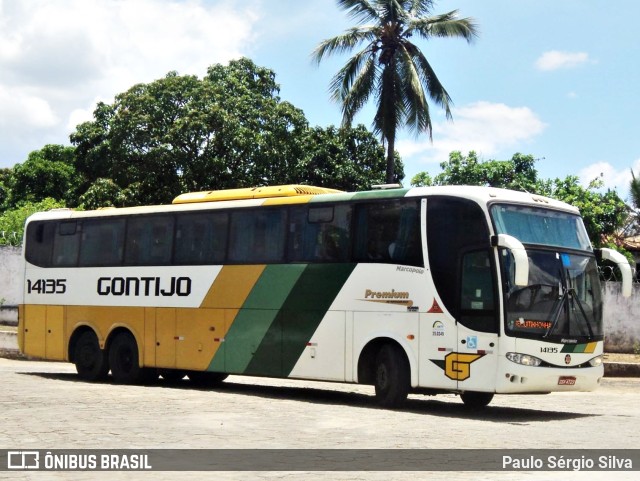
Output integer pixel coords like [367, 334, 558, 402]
[1, 357, 639, 481]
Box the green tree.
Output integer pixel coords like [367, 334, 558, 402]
[5, 145, 78, 208]
[0, 167, 11, 209]
[0, 198, 66, 246]
[313, 0, 477, 183]
[412, 151, 627, 246]
[412, 151, 538, 191]
[298, 124, 403, 190]
[71, 59, 310, 205]
[71, 58, 397, 206]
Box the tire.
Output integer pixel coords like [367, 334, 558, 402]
[374, 344, 410, 408]
[460, 391, 494, 408]
[159, 369, 187, 382]
[187, 371, 228, 387]
[74, 330, 109, 382]
[108, 331, 155, 384]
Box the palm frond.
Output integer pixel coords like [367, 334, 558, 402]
[404, 41, 452, 120]
[405, 0, 435, 17]
[338, 0, 380, 23]
[631, 169, 640, 209]
[397, 45, 431, 136]
[408, 10, 479, 42]
[376, 0, 409, 23]
[311, 27, 378, 64]
[340, 57, 379, 126]
[329, 45, 376, 103]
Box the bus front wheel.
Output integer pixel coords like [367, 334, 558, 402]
[374, 344, 410, 408]
[74, 330, 109, 382]
[108, 331, 155, 384]
[460, 391, 494, 408]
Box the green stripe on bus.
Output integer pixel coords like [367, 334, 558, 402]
[207, 264, 306, 373]
[351, 188, 410, 200]
[245, 263, 356, 377]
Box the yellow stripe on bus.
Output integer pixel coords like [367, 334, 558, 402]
[200, 265, 266, 309]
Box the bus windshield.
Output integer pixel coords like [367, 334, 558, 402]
[491, 204, 591, 251]
[500, 249, 603, 342]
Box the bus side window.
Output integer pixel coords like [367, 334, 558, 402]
[125, 215, 174, 266]
[52, 221, 80, 267]
[461, 251, 495, 307]
[229, 209, 286, 264]
[353, 199, 422, 267]
[175, 212, 228, 265]
[78, 219, 125, 267]
[25, 221, 55, 267]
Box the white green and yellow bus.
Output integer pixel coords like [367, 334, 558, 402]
[18, 184, 632, 408]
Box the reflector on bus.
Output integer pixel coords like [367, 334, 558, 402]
[172, 185, 343, 204]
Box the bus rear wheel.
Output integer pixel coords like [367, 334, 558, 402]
[374, 344, 410, 408]
[460, 391, 494, 408]
[108, 331, 155, 384]
[74, 330, 109, 382]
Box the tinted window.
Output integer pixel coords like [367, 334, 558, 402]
[125, 215, 174, 266]
[79, 218, 125, 267]
[52, 221, 80, 267]
[229, 209, 286, 263]
[25, 221, 55, 267]
[175, 212, 228, 265]
[288, 205, 352, 262]
[353, 199, 422, 267]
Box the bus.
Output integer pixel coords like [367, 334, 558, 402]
[18, 184, 632, 408]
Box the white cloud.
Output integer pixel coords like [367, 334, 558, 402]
[397, 101, 547, 168]
[0, 85, 59, 130]
[578, 158, 640, 199]
[0, 0, 259, 165]
[535, 50, 591, 71]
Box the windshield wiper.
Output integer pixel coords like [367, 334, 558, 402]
[543, 266, 594, 340]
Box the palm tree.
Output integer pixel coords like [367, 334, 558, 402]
[631, 170, 640, 210]
[313, 0, 478, 183]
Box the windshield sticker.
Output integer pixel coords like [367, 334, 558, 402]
[510, 318, 552, 331]
[561, 253, 571, 267]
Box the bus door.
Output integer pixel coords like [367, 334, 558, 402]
[424, 197, 499, 392]
[455, 249, 499, 393]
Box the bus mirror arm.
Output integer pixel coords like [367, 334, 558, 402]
[491, 234, 529, 287]
[597, 248, 632, 298]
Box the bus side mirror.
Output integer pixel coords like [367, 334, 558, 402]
[491, 234, 529, 287]
[597, 248, 632, 298]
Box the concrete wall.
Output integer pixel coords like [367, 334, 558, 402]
[603, 282, 640, 353]
[0, 246, 23, 306]
[1, 246, 638, 351]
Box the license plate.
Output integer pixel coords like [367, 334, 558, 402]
[558, 376, 576, 385]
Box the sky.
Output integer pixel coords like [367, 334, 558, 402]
[1, 0, 639, 202]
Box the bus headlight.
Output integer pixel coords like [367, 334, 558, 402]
[506, 352, 542, 367]
[588, 356, 603, 367]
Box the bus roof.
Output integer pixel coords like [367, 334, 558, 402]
[172, 185, 343, 204]
[25, 184, 580, 222]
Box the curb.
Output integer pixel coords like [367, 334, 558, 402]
[604, 362, 640, 378]
[1, 330, 639, 377]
